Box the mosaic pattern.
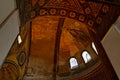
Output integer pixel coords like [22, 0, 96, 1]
[18, 0, 120, 39]
[0, 0, 119, 80]
[0, 22, 31, 79]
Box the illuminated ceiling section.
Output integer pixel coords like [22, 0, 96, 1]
[59, 18, 91, 64]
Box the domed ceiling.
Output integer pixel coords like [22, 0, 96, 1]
[16, 0, 120, 80]
[0, 0, 120, 80]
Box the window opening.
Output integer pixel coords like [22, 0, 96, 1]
[92, 42, 98, 55]
[69, 57, 78, 69]
[18, 35, 22, 44]
[82, 51, 92, 63]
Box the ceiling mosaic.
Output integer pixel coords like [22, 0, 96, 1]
[18, 0, 120, 39]
[0, 0, 119, 80]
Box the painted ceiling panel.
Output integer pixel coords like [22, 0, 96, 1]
[18, 0, 120, 39]
[1, 0, 119, 80]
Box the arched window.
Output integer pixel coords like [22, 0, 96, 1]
[69, 57, 78, 69]
[92, 42, 98, 55]
[82, 51, 92, 63]
[18, 35, 22, 44]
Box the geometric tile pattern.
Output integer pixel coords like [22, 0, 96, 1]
[18, 0, 120, 39]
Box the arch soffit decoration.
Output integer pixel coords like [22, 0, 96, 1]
[17, 0, 120, 39]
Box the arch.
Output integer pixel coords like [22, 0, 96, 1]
[82, 51, 92, 63]
[92, 42, 98, 55]
[69, 57, 78, 69]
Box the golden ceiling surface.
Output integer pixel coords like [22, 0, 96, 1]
[16, 0, 118, 79]
[19, 0, 119, 79]
[1, 0, 118, 80]
[29, 16, 99, 80]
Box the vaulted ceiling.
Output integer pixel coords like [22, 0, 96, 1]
[0, 0, 120, 80]
[18, 0, 120, 39]
[17, 0, 120, 79]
